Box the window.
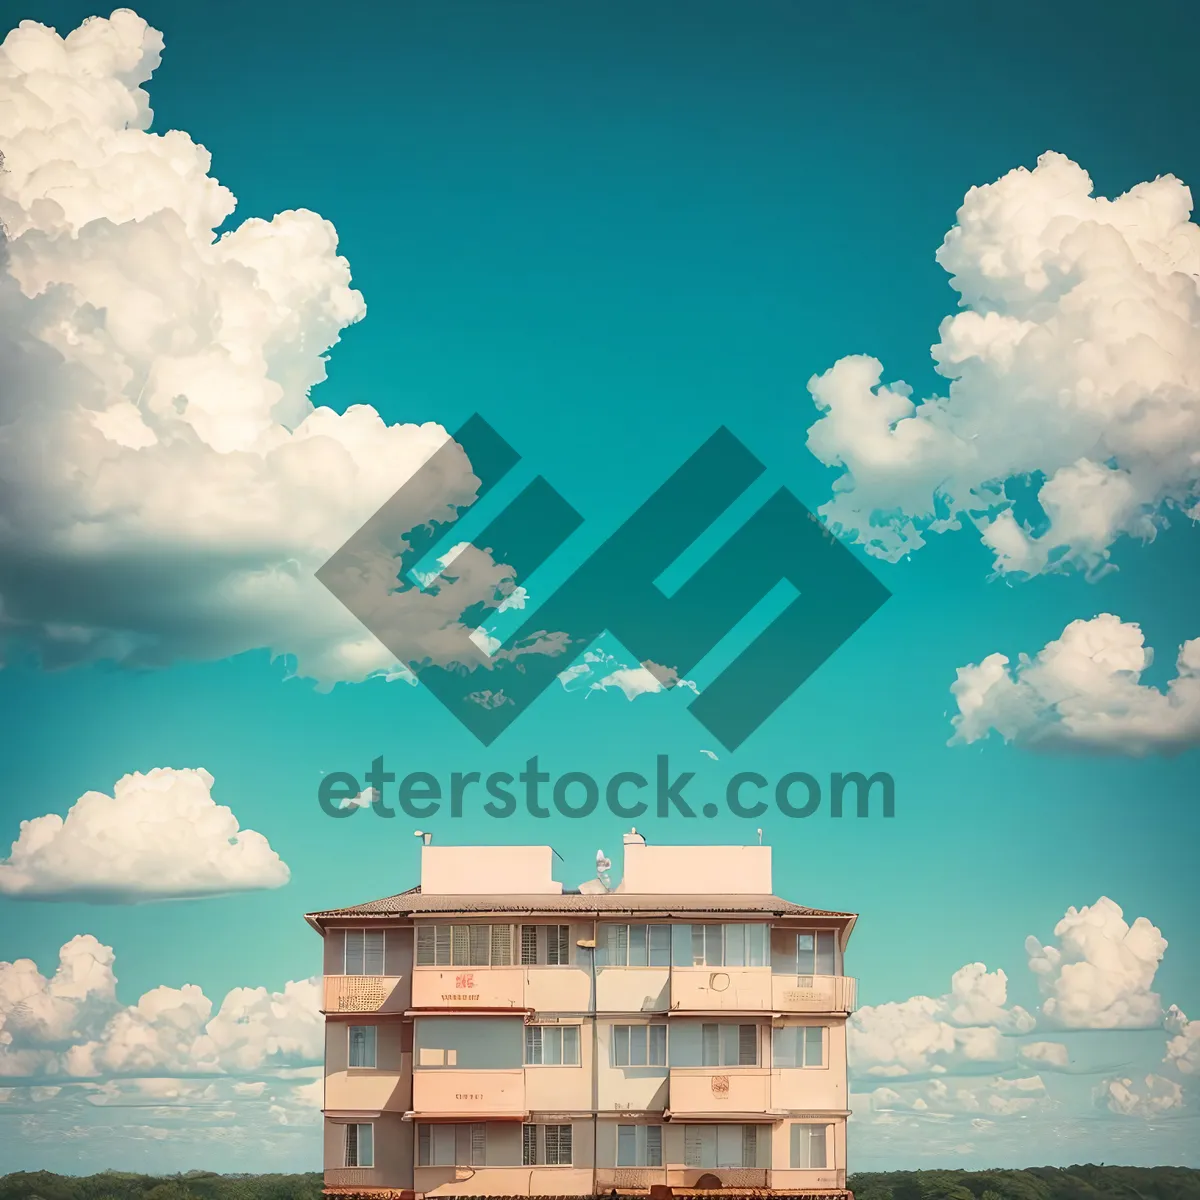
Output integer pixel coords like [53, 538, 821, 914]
[523, 1123, 572, 1165]
[683, 1124, 761, 1169]
[519, 925, 571, 966]
[415, 1016, 524, 1069]
[772, 1025, 825, 1068]
[416, 924, 515, 966]
[790, 1123, 829, 1169]
[344, 1123, 374, 1168]
[694, 1023, 757, 1067]
[418, 1123, 487, 1167]
[617, 1124, 663, 1167]
[525, 1024, 581, 1065]
[671, 924, 768, 968]
[344, 930, 385, 975]
[612, 1023, 667, 1067]
[771, 929, 837, 976]
[597, 924, 671, 967]
[348, 1025, 378, 1068]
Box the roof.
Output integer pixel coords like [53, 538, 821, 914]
[305, 886, 855, 923]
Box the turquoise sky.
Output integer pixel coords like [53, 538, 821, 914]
[0, 0, 1197, 1175]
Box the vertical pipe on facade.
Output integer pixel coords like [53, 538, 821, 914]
[590, 917, 599, 1198]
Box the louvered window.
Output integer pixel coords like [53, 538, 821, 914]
[547, 925, 569, 965]
[695, 1023, 758, 1067]
[520, 924, 539, 965]
[612, 1023, 667, 1067]
[518, 924, 571, 965]
[415, 924, 515, 966]
[522, 1123, 537, 1166]
[344, 931, 385, 975]
[684, 1124, 759, 1169]
[469, 1122, 487, 1166]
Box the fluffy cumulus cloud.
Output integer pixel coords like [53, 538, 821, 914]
[1096, 1073, 1184, 1118]
[1018, 1041, 1070, 1070]
[1026, 898, 1168, 1029]
[0, 767, 289, 901]
[848, 962, 1034, 1078]
[558, 647, 699, 700]
[1165, 1006, 1199, 1075]
[0, 937, 319, 1082]
[866, 1075, 1051, 1119]
[806, 151, 1200, 577]
[0, 9, 532, 686]
[950, 614, 1200, 755]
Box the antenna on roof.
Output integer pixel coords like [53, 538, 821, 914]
[413, 830, 432, 846]
[757, 827, 763, 845]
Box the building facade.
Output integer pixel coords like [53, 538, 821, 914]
[306, 833, 858, 1200]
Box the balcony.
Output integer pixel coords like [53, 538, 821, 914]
[324, 975, 407, 1014]
[668, 1068, 771, 1116]
[416, 1166, 593, 1196]
[772, 975, 857, 1013]
[411, 967, 525, 1010]
[323, 1167, 385, 1190]
[668, 1167, 770, 1190]
[670, 967, 772, 1012]
[411, 1068, 525, 1116]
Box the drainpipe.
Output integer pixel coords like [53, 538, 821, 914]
[577, 923, 599, 1198]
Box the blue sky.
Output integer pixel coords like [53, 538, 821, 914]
[0, 0, 1198, 1175]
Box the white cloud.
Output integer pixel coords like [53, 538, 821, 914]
[558, 647, 699, 700]
[848, 963, 1034, 1078]
[866, 1074, 1051, 1119]
[805, 151, 1200, 577]
[1019, 1041, 1070, 1070]
[1096, 1073, 1184, 1117]
[0, 9, 531, 686]
[0, 937, 319, 1081]
[0, 936, 117, 1077]
[1026, 897, 1167, 1029]
[1165, 1006, 1199, 1075]
[950, 614, 1200, 755]
[0, 767, 289, 902]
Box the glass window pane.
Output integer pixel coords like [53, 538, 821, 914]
[416, 926, 435, 966]
[452, 926, 470, 966]
[363, 932, 384, 975]
[630, 1026, 648, 1067]
[705, 925, 724, 967]
[771, 928, 797, 974]
[797, 933, 816, 975]
[738, 1025, 757, 1066]
[491, 924, 513, 966]
[805, 1026, 824, 1067]
[469, 925, 490, 966]
[613, 1025, 630, 1067]
[617, 1125, 636, 1167]
[672, 924, 693, 967]
[720, 1023, 739, 1066]
[521, 925, 538, 965]
[525, 1025, 541, 1064]
[747, 925, 766, 967]
[523, 1124, 537, 1166]
[345, 930, 364, 975]
[724, 924, 745, 967]
[702, 1024, 719, 1067]
[816, 931, 836, 975]
[434, 926, 452, 966]
[649, 925, 671, 966]
[648, 1023, 666, 1066]
[628, 924, 649, 967]
[563, 1025, 580, 1065]
[691, 925, 706, 967]
[545, 1027, 562, 1065]
[646, 1124, 662, 1166]
[358, 1123, 373, 1168]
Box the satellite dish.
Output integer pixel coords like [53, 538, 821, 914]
[596, 849, 612, 873]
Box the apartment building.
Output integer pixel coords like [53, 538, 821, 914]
[305, 832, 858, 1200]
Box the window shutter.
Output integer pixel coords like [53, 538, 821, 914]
[452, 926, 470, 965]
[683, 1124, 706, 1167]
[470, 1122, 487, 1166]
[434, 925, 452, 965]
[418, 1124, 430, 1167]
[741, 1125, 757, 1168]
[491, 924, 513, 966]
[523, 1123, 537, 1165]
[521, 925, 538, 965]
[738, 1024, 757, 1066]
[469, 925, 490, 965]
[645, 1124, 663, 1167]
[416, 925, 435, 966]
[344, 930, 363, 975]
[363, 931, 385, 975]
[549, 925, 569, 965]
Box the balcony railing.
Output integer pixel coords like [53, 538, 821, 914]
[323, 1167, 385, 1189]
[596, 1168, 669, 1190]
[772, 974, 857, 1013]
[324, 974, 406, 1014]
[668, 1167, 770, 1189]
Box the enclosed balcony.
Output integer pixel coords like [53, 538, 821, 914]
[323, 975, 407, 1014]
[411, 1016, 527, 1118]
[772, 974, 857, 1013]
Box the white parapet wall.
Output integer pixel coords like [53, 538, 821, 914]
[618, 842, 772, 894]
[420, 845, 564, 895]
